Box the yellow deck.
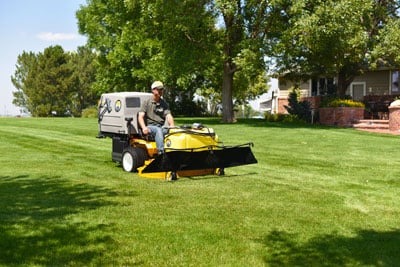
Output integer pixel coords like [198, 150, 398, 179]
[137, 160, 220, 180]
[135, 126, 222, 179]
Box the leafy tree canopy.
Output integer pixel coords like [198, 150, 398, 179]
[76, 0, 270, 120]
[11, 45, 97, 117]
[269, 0, 400, 97]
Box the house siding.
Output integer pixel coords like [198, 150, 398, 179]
[350, 70, 390, 95]
[278, 69, 395, 99]
[278, 78, 310, 97]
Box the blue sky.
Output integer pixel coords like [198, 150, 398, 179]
[0, 0, 87, 115]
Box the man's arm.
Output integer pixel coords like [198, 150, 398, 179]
[138, 112, 149, 134]
[166, 113, 174, 127]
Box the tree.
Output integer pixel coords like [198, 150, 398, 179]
[69, 46, 98, 116]
[370, 18, 400, 67]
[284, 89, 312, 122]
[11, 51, 37, 115]
[77, 0, 222, 100]
[36, 46, 73, 116]
[11, 46, 73, 116]
[76, 0, 270, 121]
[269, 0, 400, 97]
[212, 0, 271, 122]
[155, 0, 223, 116]
[11, 46, 98, 117]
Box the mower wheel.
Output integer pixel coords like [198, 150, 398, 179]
[166, 171, 177, 181]
[216, 168, 225, 176]
[122, 147, 147, 172]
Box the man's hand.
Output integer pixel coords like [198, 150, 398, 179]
[142, 127, 149, 135]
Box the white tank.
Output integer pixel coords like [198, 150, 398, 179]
[98, 92, 152, 136]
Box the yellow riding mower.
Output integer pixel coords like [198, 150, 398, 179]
[97, 92, 257, 180]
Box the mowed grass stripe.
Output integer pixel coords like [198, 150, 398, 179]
[0, 123, 108, 152]
[1, 117, 400, 266]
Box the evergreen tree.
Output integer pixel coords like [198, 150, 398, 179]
[11, 46, 98, 117]
[284, 89, 312, 122]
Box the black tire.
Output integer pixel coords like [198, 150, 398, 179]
[171, 172, 177, 181]
[122, 147, 147, 172]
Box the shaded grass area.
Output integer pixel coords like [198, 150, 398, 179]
[0, 117, 399, 266]
[0, 175, 116, 266]
[262, 229, 400, 266]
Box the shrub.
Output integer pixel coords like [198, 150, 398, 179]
[264, 113, 307, 124]
[284, 89, 312, 122]
[265, 113, 286, 122]
[82, 106, 98, 118]
[264, 113, 275, 122]
[282, 114, 307, 123]
[324, 98, 365, 108]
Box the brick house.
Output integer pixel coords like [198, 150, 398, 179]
[260, 68, 400, 118]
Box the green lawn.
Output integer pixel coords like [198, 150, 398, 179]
[0, 117, 399, 266]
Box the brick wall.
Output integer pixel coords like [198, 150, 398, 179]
[389, 106, 400, 131]
[302, 96, 321, 109]
[319, 107, 364, 127]
[277, 97, 289, 114]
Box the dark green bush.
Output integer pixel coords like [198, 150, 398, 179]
[265, 113, 287, 122]
[284, 90, 312, 123]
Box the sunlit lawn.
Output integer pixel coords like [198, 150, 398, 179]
[0, 117, 399, 266]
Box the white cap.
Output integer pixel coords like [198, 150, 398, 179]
[151, 81, 164, 90]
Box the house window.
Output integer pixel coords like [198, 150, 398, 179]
[392, 71, 399, 93]
[311, 78, 336, 96]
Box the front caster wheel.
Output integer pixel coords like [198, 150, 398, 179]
[166, 171, 177, 181]
[216, 168, 225, 176]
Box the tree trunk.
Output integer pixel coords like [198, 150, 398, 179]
[337, 71, 347, 98]
[220, 3, 243, 123]
[337, 68, 355, 98]
[222, 59, 235, 123]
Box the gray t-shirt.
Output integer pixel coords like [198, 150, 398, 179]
[140, 98, 171, 126]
